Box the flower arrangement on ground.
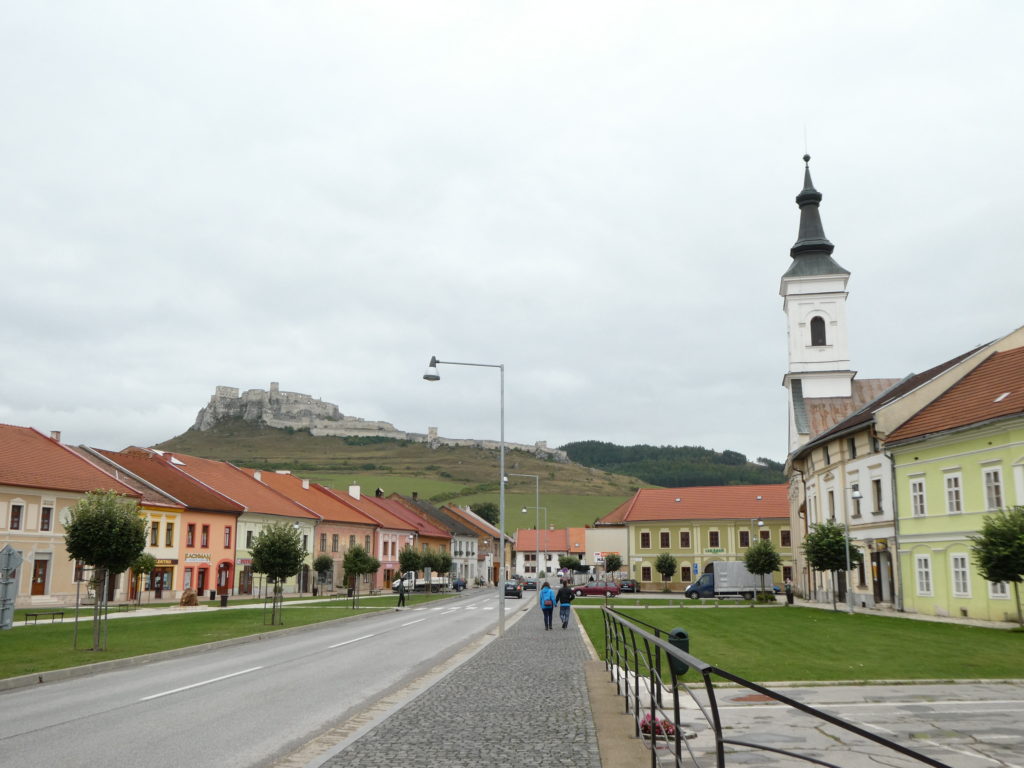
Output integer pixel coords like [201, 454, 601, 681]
[639, 713, 677, 738]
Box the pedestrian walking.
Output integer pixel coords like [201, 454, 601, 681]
[397, 577, 407, 609]
[784, 578, 794, 606]
[555, 580, 575, 629]
[538, 581, 556, 630]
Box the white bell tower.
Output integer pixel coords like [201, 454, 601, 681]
[781, 156, 855, 452]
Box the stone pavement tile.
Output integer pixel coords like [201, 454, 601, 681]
[319, 610, 602, 768]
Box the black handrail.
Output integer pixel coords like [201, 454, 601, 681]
[600, 606, 953, 768]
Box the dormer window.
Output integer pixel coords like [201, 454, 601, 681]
[810, 316, 827, 346]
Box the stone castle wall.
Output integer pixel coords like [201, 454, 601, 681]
[193, 383, 568, 462]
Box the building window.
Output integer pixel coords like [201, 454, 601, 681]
[349, 535, 356, 549]
[984, 467, 1003, 510]
[320, 533, 327, 552]
[187, 524, 196, 547]
[332, 534, 339, 552]
[165, 522, 174, 547]
[640, 532, 651, 549]
[10, 503, 23, 530]
[810, 315, 827, 346]
[708, 531, 720, 547]
[759, 528, 771, 542]
[150, 521, 159, 546]
[224, 527, 232, 548]
[857, 558, 867, 588]
[201, 525, 210, 548]
[823, 445, 831, 465]
[952, 554, 970, 597]
[246, 530, 254, 548]
[781, 530, 791, 547]
[871, 434, 881, 452]
[364, 535, 370, 550]
[74, 559, 85, 582]
[680, 566, 692, 582]
[990, 581, 1009, 599]
[40, 504, 53, 532]
[641, 566, 652, 581]
[945, 474, 962, 513]
[847, 437, 857, 459]
[911, 479, 927, 517]
[739, 530, 750, 548]
[851, 483, 862, 517]
[828, 491, 835, 518]
[915, 556, 932, 596]
[679, 531, 690, 548]
[659, 531, 670, 548]
[183, 568, 193, 590]
[872, 479, 883, 515]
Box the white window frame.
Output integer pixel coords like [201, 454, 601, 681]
[910, 478, 927, 517]
[989, 581, 1010, 599]
[983, 467, 1003, 510]
[944, 473, 963, 514]
[951, 554, 970, 597]
[915, 555, 932, 596]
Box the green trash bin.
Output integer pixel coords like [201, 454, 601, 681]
[667, 628, 689, 677]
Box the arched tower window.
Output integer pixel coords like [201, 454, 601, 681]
[810, 316, 827, 346]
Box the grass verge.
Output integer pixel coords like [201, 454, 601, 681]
[576, 605, 1022, 682]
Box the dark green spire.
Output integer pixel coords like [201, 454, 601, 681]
[783, 155, 849, 278]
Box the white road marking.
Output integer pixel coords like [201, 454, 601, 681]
[921, 738, 1021, 768]
[139, 667, 263, 701]
[401, 618, 427, 627]
[328, 634, 375, 649]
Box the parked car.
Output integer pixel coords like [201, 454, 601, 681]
[573, 581, 620, 597]
[617, 579, 639, 593]
[452, 578, 467, 592]
[504, 580, 523, 599]
[524, 578, 538, 590]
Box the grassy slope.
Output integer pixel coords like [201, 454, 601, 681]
[155, 420, 644, 530]
[577, 605, 1023, 682]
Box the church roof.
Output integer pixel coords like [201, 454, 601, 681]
[790, 377, 901, 440]
[782, 155, 850, 279]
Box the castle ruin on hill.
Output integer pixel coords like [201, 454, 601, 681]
[193, 383, 568, 462]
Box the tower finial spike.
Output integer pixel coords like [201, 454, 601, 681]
[803, 153, 811, 164]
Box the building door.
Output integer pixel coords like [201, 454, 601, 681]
[31, 559, 48, 596]
[239, 566, 253, 595]
[217, 562, 231, 595]
[871, 552, 884, 603]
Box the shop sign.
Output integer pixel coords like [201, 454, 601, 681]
[236, 558, 252, 565]
[703, 547, 724, 554]
[185, 552, 211, 563]
[155, 559, 178, 566]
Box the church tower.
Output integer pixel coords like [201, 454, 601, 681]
[781, 156, 855, 453]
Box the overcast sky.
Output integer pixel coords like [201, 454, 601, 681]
[2, 2, 1021, 466]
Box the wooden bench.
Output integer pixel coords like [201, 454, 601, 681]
[368, 588, 382, 596]
[24, 610, 64, 624]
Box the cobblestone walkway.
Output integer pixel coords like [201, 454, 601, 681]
[320, 609, 603, 768]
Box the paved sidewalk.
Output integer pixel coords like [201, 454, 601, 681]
[316, 606, 604, 768]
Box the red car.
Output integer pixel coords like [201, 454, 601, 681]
[572, 581, 620, 597]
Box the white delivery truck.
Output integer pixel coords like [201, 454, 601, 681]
[391, 570, 450, 592]
[684, 561, 767, 600]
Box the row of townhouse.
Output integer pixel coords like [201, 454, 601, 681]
[0, 426, 509, 608]
[508, 484, 793, 592]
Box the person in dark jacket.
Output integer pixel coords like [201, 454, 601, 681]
[538, 581, 556, 630]
[555, 581, 575, 629]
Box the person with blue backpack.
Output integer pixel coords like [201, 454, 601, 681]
[538, 581, 556, 630]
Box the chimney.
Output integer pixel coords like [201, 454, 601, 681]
[50, 430, 61, 442]
[254, 471, 262, 481]
[375, 488, 383, 498]
[302, 479, 310, 490]
[349, 484, 361, 500]
[412, 491, 419, 500]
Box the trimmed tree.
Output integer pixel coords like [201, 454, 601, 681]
[343, 545, 381, 607]
[744, 539, 782, 601]
[970, 506, 1024, 627]
[559, 555, 581, 574]
[251, 523, 306, 625]
[603, 553, 623, 578]
[131, 552, 157, 606]
[64, 490, 146, 650]
[398, 545, 422, 578]
[654, 553, 678, 592]
[313, 554, 334, 595]
[802, 520, 863, 611]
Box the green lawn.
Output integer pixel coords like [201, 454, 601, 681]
[577, 605, 1023, 682]
[1, 593, 447, 680]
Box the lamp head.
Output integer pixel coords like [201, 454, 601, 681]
[423, 356, 440, 381]
[851, 490, 863, 500]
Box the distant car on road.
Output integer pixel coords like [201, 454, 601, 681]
[524, 578, 538, 590]
[573, 581, 620, 597]
[504, 580, 523, 599]
[452, 578, 467, 592]
[617, 579, 639, 593]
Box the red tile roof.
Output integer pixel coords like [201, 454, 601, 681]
[513, 527, 587, 553]
[0, 424, 140, 497]
[97, 449, 245, 513]
[319, 486, 416, 532]
[366, 495, 451, 540]
[241, 469, 378, 526]
[70, 447, 184, 510]
[888, 346, 1024, 443]
[596, 484, 789, 524]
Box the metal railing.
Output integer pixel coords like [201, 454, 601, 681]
[600, 606, 952, 768]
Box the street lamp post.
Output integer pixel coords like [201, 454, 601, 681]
[424, 355, 506, 636]
[507, 472, 540, 580]
[521, 505, 547, 580]
[844, 489, 862, 615]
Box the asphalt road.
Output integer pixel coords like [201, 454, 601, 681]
[0, 592, 512, 768]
